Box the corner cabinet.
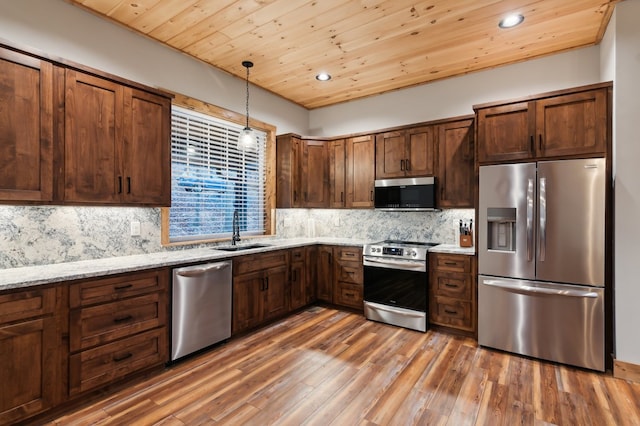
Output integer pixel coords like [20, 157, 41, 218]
[64, 69, 171, 206]
[0, 47, 54, 202]
[276, 135, 329, 208]
[437, 118, 475, 208]
[375, 125, 436, 179]
[475, 83, 610, 164]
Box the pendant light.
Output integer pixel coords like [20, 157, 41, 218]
[238, 60, 257, 151]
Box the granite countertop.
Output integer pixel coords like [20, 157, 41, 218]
[0, 238, 474, 291]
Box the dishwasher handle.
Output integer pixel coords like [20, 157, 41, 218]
[175, 262, 231, 278]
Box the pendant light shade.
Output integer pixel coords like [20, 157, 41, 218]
[238, 60, 257, 151]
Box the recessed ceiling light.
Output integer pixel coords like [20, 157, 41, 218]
[499, 13, 524, 29]
[316, 72, 331, 81]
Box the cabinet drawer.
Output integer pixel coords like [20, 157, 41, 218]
[431, 271, 472, 300]
[290, 248, 305, 261]
[336, 247, 362, 262]
[335, 261, 363, 284]
[234, 250, 289, 275]
[430, 296, 472, 330]
[335, 282, 363, 309]
[0, 288, 56, 324]
[432, 254, 471, 273]
[70, 292, 167, 351]
[70, 270, 166, 308]
[69, 327, 167, 395]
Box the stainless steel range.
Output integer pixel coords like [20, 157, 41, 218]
[363, 240, 439, 332]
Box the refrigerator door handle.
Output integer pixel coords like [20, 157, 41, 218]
[482, 279, 600, 298]
[527, 178, 534, 262]
[539, 177, 547, 262]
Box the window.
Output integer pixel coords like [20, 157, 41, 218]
[163, 103, 274, 244]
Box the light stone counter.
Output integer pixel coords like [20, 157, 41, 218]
[428, 244, 476, 255]
[0, 237, 369, 291]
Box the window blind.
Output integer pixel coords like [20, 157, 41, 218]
[169, 105, 266, 243]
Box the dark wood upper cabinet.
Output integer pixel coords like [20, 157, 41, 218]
[0, 48, 54, 202]
[375, 125, 436, 179]
[346, 135, 374, 208]
[0, 43, 172, 206]
[277, 136, 329, 208]
[437, 118, 475, 208]
[535, 89, 607, 158]
[64, 70, 170, 205]
[329, 139, 346, 208]
[475, 84, 609, 164]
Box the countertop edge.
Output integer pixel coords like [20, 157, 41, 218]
[1, 239, 474, 290]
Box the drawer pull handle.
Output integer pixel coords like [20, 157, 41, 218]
[444, 283, 459, 288]
[114, 315, 133, 323]
[444, 262, 458, 266]
[114, 284, 133, 291]
[444, 309, 458, 315]
[345, 292, 355, 297]
[113, 352, 133, 362]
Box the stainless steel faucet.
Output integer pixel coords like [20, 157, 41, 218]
[232, 209, 241, 245]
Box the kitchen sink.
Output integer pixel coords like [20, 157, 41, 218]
[214, 243, 271, 252]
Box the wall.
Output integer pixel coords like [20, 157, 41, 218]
[0, 0, 308, 135]
[276, 209, 474, 244]
[608, 0, 640, 367]
[309, 46, 602, 136]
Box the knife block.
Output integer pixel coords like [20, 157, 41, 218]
[459, 232, 473, 247]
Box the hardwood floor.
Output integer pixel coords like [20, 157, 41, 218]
[44, 306, 640, 425]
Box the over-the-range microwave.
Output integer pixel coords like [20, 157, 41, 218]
[374, 176, 437, 211]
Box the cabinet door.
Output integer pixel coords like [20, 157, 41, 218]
[276, 135, 301, 208]
[232, 272, 264, 334]
[64, 69, 123, 203]
[305, 246, 317, 304]
[316, 246, 334, 302]
[0, 49, 54, 202]
[346, 135, 374, 208]
[0, 317, 56, 424]
[536, 89, 607, 158]
[122, 88, 171, 205]
[301, 140, 329, 207]
[477, 102, 534, 164]
[263, 265, 289, 320]
[406, 126, 436, 177]
[329, 139, 346, 208]
[375, 131, 406, 178]
[438, 119, 474, 208]
[290, 260, 306, 310]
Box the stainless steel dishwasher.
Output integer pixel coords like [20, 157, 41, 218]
[171, 260, 232, 361]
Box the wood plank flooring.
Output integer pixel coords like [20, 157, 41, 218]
[45, 306, 640, 425]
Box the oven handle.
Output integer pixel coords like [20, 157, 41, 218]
[365, 302, 426, 318]
[363, 257, 426, 272]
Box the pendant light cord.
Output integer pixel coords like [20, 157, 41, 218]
[242, 61, 253, 129]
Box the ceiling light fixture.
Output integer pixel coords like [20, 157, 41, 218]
[499, 13, 524, 29]
[238, 60, 257, 151]
[316, 72, 332, 81]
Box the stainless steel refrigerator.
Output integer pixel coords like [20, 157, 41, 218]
[478, 158, 606, 371]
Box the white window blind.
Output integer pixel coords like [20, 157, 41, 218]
[169, 105, 267, 243]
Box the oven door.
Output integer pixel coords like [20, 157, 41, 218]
[363, 256, 427, 312]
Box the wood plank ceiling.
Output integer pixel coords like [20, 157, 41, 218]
[65, 0, 619, 109]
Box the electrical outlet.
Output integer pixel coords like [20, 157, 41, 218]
[130, 220, 141, 237]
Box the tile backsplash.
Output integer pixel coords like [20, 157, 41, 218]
[1, 206, 474, 268]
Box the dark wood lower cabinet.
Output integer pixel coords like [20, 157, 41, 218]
[429, 253, 477, 334]
[232, 250, 290, 335]
[315, 245, 364, 310]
